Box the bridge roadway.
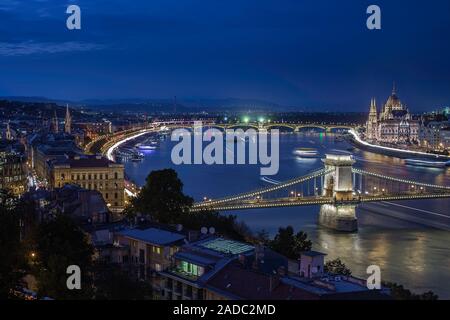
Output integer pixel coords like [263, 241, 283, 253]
[84, 121, 356, 154]
[190, 193, 450, 212]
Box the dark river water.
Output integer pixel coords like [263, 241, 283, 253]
[124, 132, 450, 298]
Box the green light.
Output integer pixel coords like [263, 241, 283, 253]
[243, 117, 249, 123]
[258, 117, 265, 123]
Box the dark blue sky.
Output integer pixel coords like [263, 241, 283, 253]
[0, 0, 449, 111]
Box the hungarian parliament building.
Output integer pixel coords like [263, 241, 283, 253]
[365, 85, 420, 144]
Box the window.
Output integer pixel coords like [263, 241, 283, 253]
[94, 174, 97, 179]
[105, 193, 109, 199]
[139, 249, 145, 264]
[114, 172, 118, 179]
[114, 192, 118, 199]
[105, 174, 108, 180]
[153, 246, 161, 255]
[180, 261, 200, 277]
[88, 174, 92, 180]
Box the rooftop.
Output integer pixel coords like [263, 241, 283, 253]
[53, 155, 121, 168]
[194, 238, 254, 255]
[301, 250, 327, 257]
[118, 227, 185, 246]
[206, 262, 319, 300]
[174, 251, 216, 267]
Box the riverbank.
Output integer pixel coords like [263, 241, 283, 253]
[347, 130, 450, 160]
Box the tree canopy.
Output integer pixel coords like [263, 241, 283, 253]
[34, 214, 94, 299]
[0, 191, 26, 299]
[269, 226, 312, 260]
[130, 169, 193, 224]
[324, 258, 352, 276]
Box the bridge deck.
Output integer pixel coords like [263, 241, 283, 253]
[191, 193, 450, 212]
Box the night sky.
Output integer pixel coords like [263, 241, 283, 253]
[0, 0, 449, 111]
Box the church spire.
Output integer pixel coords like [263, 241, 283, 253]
[369, 98, 377, 115]
[64, 104, 72, 134]
[392, 81, 396, 95]
[6, 121, 12, 140]
[53, 110, 59, 133]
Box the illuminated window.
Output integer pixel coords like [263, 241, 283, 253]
[180, 261, 200, 276]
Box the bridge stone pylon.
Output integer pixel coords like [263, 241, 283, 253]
[322, 154, 356, 200]
[319, 154, 358, 232]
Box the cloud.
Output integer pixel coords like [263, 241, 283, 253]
[0, 41, 105, 56]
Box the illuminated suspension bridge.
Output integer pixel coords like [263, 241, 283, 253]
[191, 154, 450, 231]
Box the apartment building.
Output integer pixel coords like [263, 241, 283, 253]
[50, 155, 125, 212]
[115, 227, 186, 299]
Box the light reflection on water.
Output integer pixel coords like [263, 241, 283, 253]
[125, 133, 450, 298]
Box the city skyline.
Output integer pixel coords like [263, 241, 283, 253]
[0, 0, 450, 111]
[1, 0, 450, 304]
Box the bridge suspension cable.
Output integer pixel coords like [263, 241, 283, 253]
[193, 168, 332, 208]
[352, 168, 450, 191]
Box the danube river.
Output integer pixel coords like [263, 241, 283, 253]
[124, 132, 450, 298]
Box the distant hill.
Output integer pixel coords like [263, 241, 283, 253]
[0, 96, 303, 113]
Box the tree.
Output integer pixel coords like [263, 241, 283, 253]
[34, 214, 94, 299]
[269, 226, 312, 259]
[0, 190, 26, 299]
[324, 258, 352, 276]
[130, 169, 193, 224]
[383, 282, 438, 300]
[93, 263, 152, 300]
[129, 169, 251, 240]
[255, 229, 270, 245]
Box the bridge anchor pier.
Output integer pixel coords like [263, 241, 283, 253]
[318, 154, 358, 232]
[318, 204, 358, 232]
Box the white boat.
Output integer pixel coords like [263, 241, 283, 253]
[136, 143, 157, 150]
[294, 148, 319, 157]
[404, 158, 448, 168]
